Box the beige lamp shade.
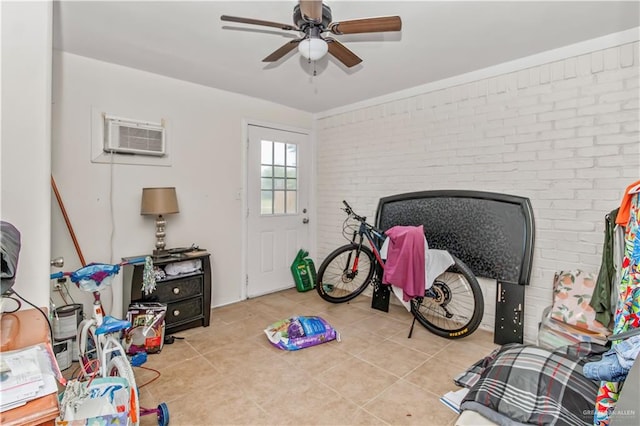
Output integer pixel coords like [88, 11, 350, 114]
[141, 187, 179, 215]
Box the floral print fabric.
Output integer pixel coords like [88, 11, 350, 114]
[594, 192, 640, 425]
[551, 270, 611, 335]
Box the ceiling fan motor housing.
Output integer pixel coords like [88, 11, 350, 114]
[293, 3, 332, 30]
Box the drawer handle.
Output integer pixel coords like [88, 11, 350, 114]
[173, 287, 180, 295]
[173, 309, 180, 317]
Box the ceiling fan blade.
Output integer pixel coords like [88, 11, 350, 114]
[221, 15, 299, 31]
[328, 16, 402, 35]
[326, 38, 362, 68]
[299, 0, 323, 23]
[262, 40, 302, 62]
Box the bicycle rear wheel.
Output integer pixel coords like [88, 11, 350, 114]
[411, 255, 484, 339]
[316, 244, 375, 303]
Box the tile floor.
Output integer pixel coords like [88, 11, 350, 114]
[76, 288, 499, 425]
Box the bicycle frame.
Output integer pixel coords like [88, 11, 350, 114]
[76, 287, 141, 425]
[78, 297, 128, 376]
[350, 220, 386, 269]
[341, 202, 442, 301]
[50, 262, 138, 377]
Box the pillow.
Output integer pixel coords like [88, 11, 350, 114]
[460, 343, 607, 426]
[550, 270, 610, 334]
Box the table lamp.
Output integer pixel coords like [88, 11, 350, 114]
[140, 187, 179, 256]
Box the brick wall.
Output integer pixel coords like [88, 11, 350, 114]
[315, 41, 640, 343]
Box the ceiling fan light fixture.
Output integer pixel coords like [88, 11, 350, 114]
[298, 37, 328, 61]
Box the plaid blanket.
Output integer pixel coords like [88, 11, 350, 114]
[458, 342, 608, 426]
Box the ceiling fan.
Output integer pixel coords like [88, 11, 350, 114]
[220, 0, 402, 68]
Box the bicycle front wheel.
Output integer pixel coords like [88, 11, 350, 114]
[107, 355, 140, 426]
[316, 244, 375, 303]
[411, 255, 484, 339]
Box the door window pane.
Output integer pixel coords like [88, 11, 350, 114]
[274, 142, 285, 166]
[261, 141, 272, 164]
[274, 191, 285, 214]
[261, 191, 273, 214]
[287, 191, 297, 213]
[261, 178, 272, 190]
[274, 178, 285, 190]
[287, 144, 297, 166]
[259, 140, 298, 215]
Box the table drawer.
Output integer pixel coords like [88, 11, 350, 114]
[155, 274, 203, 302]
[166, 298, 203, 326]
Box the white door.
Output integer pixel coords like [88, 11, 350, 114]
[246, 124, 310, 297]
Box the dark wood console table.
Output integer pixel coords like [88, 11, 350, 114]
[123, 251, 212, 334]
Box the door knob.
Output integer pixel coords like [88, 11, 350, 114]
[302, 218, 309, 224]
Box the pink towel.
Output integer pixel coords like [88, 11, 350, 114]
[382, 225, 426, 301]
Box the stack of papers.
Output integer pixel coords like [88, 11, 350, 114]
[439, 388, 469, 414]
[0, 344, 58, 412]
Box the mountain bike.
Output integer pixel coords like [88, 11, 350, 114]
[316, 201, 484, 339]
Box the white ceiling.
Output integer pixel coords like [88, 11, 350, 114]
[53, 1, 640, 113]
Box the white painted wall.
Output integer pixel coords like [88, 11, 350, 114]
[1, 1, 52, 309]
[51, 51, 312, 317]
[315, 36, 640, 343]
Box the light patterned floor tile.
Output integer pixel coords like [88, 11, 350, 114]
[76, 289, 497, 425]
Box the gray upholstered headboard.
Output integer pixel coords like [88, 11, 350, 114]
[375, 190, 535, 344]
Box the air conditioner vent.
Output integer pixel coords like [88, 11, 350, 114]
[104, 115, 165, 156]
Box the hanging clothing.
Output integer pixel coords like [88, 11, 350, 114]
[591, 208, 619, 328]
[594, 192, 640, 426]
[382, 225, 426, 302]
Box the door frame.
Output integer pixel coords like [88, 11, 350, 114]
[240, 118, 316, 300]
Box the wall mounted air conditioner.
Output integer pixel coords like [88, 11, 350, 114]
[103, 115, 166, 156]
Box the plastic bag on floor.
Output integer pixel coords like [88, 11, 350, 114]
[264, 316, 339, 351]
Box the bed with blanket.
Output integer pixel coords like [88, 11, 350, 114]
[454, 342, 608, 426]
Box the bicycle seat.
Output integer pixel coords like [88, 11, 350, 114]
[95, 315, 132, 335]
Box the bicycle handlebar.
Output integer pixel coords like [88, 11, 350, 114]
[49, 257, 147, 281]
[50, 271, 66, 280]
[342, 200, 367, 223]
